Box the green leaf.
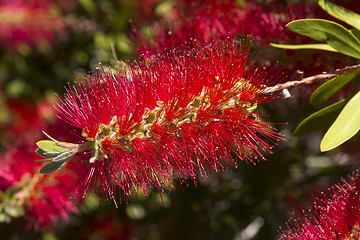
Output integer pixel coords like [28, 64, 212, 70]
[36, 150, 74, 163]
[310, 72, 359, 105]
[287, 19, 360, 59]
[353, 72, 360, 86]
[35, 148, 62, 158]
[52, 151, 74, 162]
[36, 140, 67, 153]
[321, 90, 360, 151]
[42, 131, 59, 142]
[270, 43, 337, 52]
[351, 28, 360, 41]
[318, 0, 360, 30]
[35, 159, 53, 162]
[293, 97, 350, 137]
[39, 160, 68, 174]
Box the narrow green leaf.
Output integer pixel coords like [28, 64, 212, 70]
[270, 43, 337, 52]
[310, 72, 358, 105]
[52, 151, 74, 162]
[293, 97, 350, 137]
[39, 160, 67, 174]
[318, 0, 360, 30]
[36, 150, 74, 162]
[287, 19, 360, 58]
[35, 159, 53, 162]
[353, 72, 360, 86]
[42, 131, 59, 142]
[321, 90, 360, 151]
[36, 140, 67, 153]
[35, 148, 62, 158]
[351, 28, 360, 41]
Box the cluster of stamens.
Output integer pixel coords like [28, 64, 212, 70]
[84, 77, 258, 164]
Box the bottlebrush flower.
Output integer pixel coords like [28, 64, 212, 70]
[0, 137, 82, 231]
[279, 170, 360, 240]
[133, 0, 359, 80]
[241, 0, 311, 45]
[38, 38, 282, 203]
[133, 0, 245, 56]
[0, 0, 65, 50]
[132, 0, 314, 55]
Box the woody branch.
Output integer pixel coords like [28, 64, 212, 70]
[264, 64, 360, 94]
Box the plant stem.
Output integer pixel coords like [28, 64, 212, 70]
[264, 64, 360, 94]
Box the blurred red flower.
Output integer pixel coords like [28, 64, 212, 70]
[0, 0, 66, 50]
[133, 0, 358, 80]
[0, 135, 82, 230]
[134, 0, 245, 56]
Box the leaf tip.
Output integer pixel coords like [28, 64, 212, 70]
[320, 141, 330, 152]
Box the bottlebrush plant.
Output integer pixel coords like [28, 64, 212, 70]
[3, 0, 360, 238]
[272, 0, 360, 152]
[35, 38, 283, 203]
[272, 0, 360, 238]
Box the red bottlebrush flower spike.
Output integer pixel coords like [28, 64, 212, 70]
[38, 39, 283, 203]
[279, 170, 360, 240]
[0, 138, 81, 231]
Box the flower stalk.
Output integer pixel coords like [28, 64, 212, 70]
[264, 64, 360, 94]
